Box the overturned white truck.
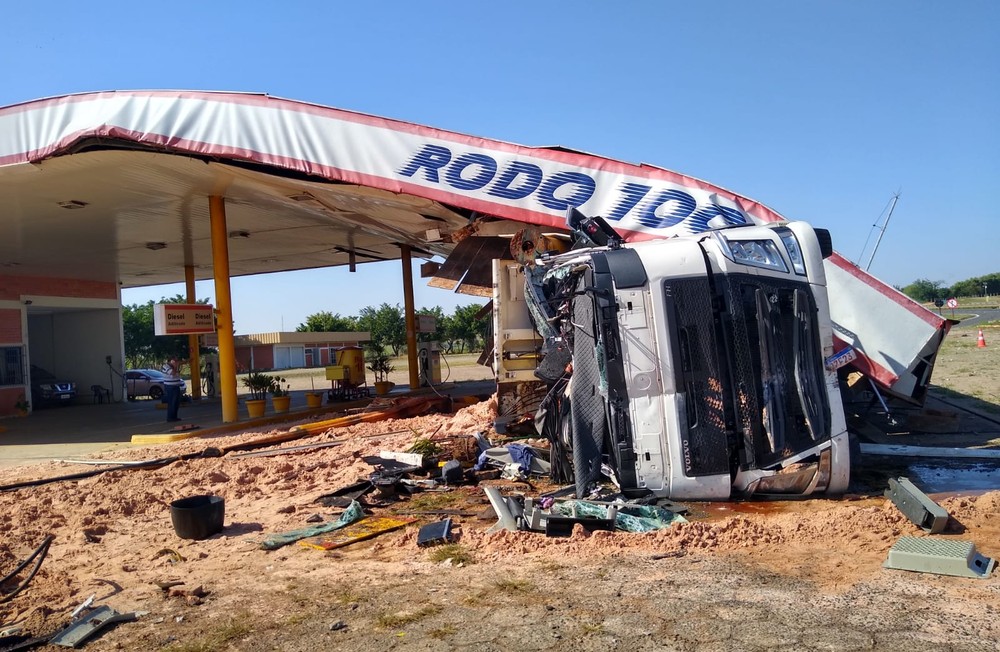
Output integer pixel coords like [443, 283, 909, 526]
[495, 209, 854, 500]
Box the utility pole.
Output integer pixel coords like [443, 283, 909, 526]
[865, 192, 900, 272]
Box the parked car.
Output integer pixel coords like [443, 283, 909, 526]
[30, 365, 77, 406]
[125, 368, 185, 401]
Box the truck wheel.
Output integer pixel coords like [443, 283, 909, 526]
[149, 386, 163, 400]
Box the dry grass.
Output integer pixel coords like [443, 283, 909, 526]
[375, 604, 442, 628]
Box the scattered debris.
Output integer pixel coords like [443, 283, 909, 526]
[261, 501, 365, 550]
[474, 445, 550, 477]
[152, 549, 186, 564]
[884, 477, 950, 534]
[299, 516, 416, 550]
[328, 620, 347, 632]
[378, 450, 426, 468]
[884, 536, 996, 579]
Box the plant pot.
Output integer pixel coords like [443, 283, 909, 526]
[245, 398, 266, 418]
[170, 495, 225, 540]
[305, 392, 324, 408]
[271, 395, 291, 413]
[373, 381, 393, 396]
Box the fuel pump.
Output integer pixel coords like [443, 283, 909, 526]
[417, 341, 442, 386]
[201, 353, 220, 397]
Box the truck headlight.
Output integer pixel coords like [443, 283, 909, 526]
[727, 239, 788, 272]
[778, 231, 806, 275]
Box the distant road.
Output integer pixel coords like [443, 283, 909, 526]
[952, 309, 1000, 328]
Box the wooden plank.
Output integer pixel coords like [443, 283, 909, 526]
[456, 237, 512, 295]
[428, 237, 486, 290]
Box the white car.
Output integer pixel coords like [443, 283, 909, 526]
[125, 369, 185, 401]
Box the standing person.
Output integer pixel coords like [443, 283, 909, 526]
[161, 356, 185, 422]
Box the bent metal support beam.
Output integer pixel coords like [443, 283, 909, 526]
[209, 196, 239, 423]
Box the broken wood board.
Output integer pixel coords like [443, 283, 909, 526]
[299, 516, 416, 550]
[130, 430, 204, 444]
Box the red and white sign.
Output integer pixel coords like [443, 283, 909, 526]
[154, 303, 216, 335]
[946, 298, 959, 309]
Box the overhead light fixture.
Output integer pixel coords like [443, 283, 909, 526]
[58, 200, 89, 209]
[229, 230, 250, 238]
[145, 242, 167, 251]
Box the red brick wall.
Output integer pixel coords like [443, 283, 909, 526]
[0, 309, 21, 343]
[0, 274, 117, 301]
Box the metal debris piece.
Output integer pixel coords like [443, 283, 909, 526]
[416, 519, 454, 547]
[50, 606, 138, 648]
[885, 477, 950, 534]
[884, 536, 996, 579]
[483, 486, 519, 533]
[69, 595, 95, 619]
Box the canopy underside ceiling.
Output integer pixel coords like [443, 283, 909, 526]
[0, 149, 499, 288]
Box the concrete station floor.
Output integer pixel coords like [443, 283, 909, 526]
[0, 381, 496, 469]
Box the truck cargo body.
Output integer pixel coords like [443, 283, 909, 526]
[512, 218, 850, 500]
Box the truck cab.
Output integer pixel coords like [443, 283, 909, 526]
[502, 210, 850, 500]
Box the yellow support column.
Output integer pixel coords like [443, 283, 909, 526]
[400, 245, 419, 391]
[185, 265, 202, 401]
[209, 196, 239, 423]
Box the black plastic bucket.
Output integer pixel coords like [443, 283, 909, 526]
[170, 495, 225, 540]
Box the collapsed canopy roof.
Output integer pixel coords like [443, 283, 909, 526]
[0, 90, 784, 288]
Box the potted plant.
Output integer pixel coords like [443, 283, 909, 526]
[269, 376, 291, 413]
[241, 370, 273, 418]
[366, 348, 395, 396]
[14, 395, 30, 416]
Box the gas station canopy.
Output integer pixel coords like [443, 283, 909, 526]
[0, 90, 785, 290]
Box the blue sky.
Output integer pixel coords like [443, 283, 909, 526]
[3, 1, 997, 333]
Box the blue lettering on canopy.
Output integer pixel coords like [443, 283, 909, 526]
[536, 172, 596, 211]
[635, 188, 698, 229]
[398, 144, 746, 231]
[487, 161, 544, 200]
[607, 182, 651, 222]
[398, 144, 452, 182]
[444, 153, 497, 190]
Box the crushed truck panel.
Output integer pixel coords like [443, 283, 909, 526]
[824, 253, 951, 404]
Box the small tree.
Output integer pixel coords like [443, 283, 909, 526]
[366, 348, 394, 383]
